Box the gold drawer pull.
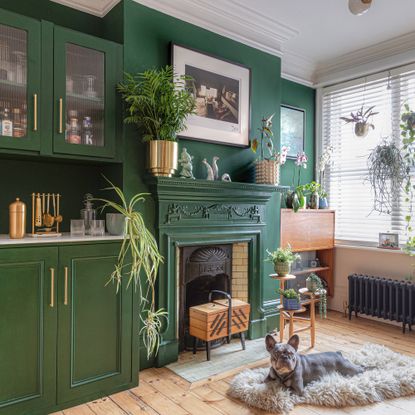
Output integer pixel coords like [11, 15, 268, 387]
[33, 94, 38, 131]
[64, 266, 69, 306]
[50, 268, 55, 308]
[59, 98, 63, 134]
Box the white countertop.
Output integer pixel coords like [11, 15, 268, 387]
[0, 233, 124, 246]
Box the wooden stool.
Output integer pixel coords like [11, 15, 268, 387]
[270, 274, 320, 348]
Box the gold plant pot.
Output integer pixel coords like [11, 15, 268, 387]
[147, 140, 178, 177]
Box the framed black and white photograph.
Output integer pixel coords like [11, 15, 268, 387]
[172, 43, 251, 147]
[281, 105, 305, 158]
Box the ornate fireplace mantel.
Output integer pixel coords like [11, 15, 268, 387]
[147, 177, 287, 367]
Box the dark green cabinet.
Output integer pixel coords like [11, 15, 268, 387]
[0, 8, 121, 160]
[57, 244, 133, 404]
[0, 242, 137, 415]
[0, 247, 58, 415]
[0, 10, 41, 151]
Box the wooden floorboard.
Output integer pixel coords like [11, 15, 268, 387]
[52, 311, 415, 415]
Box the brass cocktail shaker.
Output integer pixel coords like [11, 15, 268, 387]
[9, 198, 26, 239]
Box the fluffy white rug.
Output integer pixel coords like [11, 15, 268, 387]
[228, 344, 415, 414]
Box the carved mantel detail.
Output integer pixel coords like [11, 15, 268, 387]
[165, 203, 261, 224]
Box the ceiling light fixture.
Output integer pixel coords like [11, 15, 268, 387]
[348, 0, 373, 16]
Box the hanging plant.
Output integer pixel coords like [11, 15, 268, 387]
[340, 105, 378, 137]
[366, 140, 408, 215]
[401, 104, 415, 251]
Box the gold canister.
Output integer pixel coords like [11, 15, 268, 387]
[9, 198, 26, 239]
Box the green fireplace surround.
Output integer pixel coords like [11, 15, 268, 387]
[147, 177, 287, 366]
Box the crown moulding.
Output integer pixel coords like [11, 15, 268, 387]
[134, 0, 298, 58]
[50, 0, 121, 17]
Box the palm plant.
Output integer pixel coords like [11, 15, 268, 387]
[95, 180, 166, 359]
[118, 66, 195, 141]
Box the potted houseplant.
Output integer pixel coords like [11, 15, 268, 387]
[96, 180, 166, 359]
[304, 181, 321, 209]
[251, 114, 289, 185]
[278, 288, 301, 310]
[118, 66, 195, 177]
[306, 273, 327, 318]
[266, 245, 300, 277]
[318, 146, 333, 209]
[285, 151, 308, 212]
[340, 105, 378, 138]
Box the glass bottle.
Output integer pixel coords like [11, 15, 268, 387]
[12, 108, 24, 137]
[82, 116, 93, 145]
[1, 108, 13, 136]
[80, 193, 96, 235]
[68, 116, 81, 144]
[21, 103, 27, 135]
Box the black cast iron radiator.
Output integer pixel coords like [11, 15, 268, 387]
[348, 274, 415, 333]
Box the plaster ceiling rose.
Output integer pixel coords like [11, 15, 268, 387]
[348, 0, 373, 16]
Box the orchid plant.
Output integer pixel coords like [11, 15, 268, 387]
[251, 114, 290, 164]
[286, 151, 309, 212]
[318, 145, 333, 198]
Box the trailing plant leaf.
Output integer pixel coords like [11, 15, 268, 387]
[94, 179, 166, 358]
[366, 140, 407, 215]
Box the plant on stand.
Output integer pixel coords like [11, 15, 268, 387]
[278, 288, 301, 310]
[285, 151, 308, 212]
[118, 66, 195, 177]
[96, 180, 166, 359]
[266, 245, 300, 277]
[306, 273, 327, 318]
[251, 114, 289, 185]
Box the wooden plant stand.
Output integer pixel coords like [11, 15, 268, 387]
[270, 274, 320, 347]
[189, 291, 250, 361]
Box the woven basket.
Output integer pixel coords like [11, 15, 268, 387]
[255, 160, 280, 185]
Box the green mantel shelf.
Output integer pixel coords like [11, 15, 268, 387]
[147, 176, 289, 203]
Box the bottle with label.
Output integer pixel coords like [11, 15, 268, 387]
[68, 116, 81, 144]
[12, 108, 24, 138]
[1, 108, 13, 137]
[21, 103, 27, 135]
[82, 116, 93, 145]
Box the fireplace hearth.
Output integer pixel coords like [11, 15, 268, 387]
[180, 244, 232, 350]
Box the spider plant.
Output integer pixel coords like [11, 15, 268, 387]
[95, 179, 166, 359]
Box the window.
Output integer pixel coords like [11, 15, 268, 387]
[320, 64, 415, 245]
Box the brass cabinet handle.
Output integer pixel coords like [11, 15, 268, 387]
[33, 94, 38, 131]
[64, 266, 69, 306]
[59, 98, 63, 134]
[50, 268, 55, 308]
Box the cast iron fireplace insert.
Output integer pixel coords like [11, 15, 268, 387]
[179, 244, 232, 351]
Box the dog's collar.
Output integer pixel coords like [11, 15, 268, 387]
[275, 360, 298, 383]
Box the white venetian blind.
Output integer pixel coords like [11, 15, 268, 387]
[321, 64, 415, 245]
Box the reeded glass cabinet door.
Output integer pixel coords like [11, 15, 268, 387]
[54, 27, 118, 159]
[0, 11, 41, 151]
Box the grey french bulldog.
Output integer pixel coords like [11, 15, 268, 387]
[265, 334, 363, 395]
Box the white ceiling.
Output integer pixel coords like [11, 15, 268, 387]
[51, 0, 415, 86]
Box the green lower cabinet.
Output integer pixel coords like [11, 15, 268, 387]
[0, 242, 137, 415]
[0, 247, 58, 415]
[57, 243, 134, 405]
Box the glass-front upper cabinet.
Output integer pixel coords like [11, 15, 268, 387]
[53, 27, 118, 159]
[0, 11, 40, 151]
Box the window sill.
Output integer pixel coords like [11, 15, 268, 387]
[335, 243, 408, 255]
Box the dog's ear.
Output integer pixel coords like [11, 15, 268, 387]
[288, 334, 299, 351]
[265, 334, 276, 352]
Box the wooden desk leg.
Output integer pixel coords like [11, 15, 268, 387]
[289, 313, 294, 338]
[310, 298, 316, 348]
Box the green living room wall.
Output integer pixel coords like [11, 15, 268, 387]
[121, 1, 316, 366]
